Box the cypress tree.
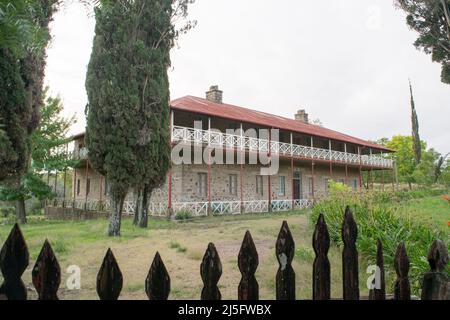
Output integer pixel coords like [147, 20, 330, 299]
[409, 80, 421, 165]
[86, 0, 194, 235]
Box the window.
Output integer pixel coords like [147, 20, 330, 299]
[308, 177, 313, 195]
[229, 174, 238, 195]
[86, 178, 91, 195]
[198, 173, 207, 196]
[256, 176, 263, 196]
[77, 179, 80, 195]
[278, 176, 286, 196]
[353, 179, 358, 190]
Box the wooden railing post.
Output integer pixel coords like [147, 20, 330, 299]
[276, 221, 295, 300]
[369, 239, 385, 300]
[394, 242, 411, 300]
[0, 224, 29, 300]
[421, 240, 449, 300]
[312, 214, 330, 300]
[145, 252, 170, 300]
[32, 240, 61, 300]
[238, 231, 259, 300]
[342, 206, 359, 300]
[97, 248, 123, 300]
[200, 243, 222, 300]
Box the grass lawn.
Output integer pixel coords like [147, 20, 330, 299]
[0, 211, 374, 300]
[0, 195, 447, 300]
[397, 195, 450, 232]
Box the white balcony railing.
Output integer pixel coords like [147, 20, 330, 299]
[69, 147, 88, 160]
[172, 126, 394, 168]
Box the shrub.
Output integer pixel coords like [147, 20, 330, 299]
[175, 210, 193, 221]
[311, 189, 449, 296]
[0, 207, 15, 218]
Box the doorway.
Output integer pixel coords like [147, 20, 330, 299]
[293, 169, 302, 199]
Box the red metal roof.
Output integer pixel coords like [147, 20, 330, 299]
[171, 96, 393, 152]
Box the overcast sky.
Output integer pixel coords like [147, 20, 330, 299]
[44, 0, 450, 154]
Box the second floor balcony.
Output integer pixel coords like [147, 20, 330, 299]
[68, 126, 394, 169]
[171, 125, 394, 169]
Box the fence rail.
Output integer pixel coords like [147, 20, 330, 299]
[0, 206, 448, 300]
[46, 199, 314, 217]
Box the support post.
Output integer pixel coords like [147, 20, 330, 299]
[207, 117, 212, 215]
[54, 171, 58, 194]
[329, 140, 333, 179]
[291, 157, 294, 208]
[168, 110, 173, 214]
[63, 144, 68, 203]
[358, 146, 363, 191]
[84, 161, 89, 211]
[268, 129, 272, 212]
[311, 161, 315, 202]
[240, 123, 244, 214]
[73, 168, 77, 199]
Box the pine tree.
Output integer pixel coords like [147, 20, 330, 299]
[409, 80, 421, 165]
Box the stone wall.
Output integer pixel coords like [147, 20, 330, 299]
[72, 161, 362, 204]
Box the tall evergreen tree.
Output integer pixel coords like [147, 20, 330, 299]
[0, 0, 58, 223]
[396, 0, 450, 84]
[0, 89, 77, 210]
[409, 80, 421, 165]
[86, 0, 194, 236]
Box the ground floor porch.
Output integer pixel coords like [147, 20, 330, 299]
[45, 158, 394, 218]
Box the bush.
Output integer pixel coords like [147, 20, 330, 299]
[311, 187, 449, 296]
[0, 206, 15, 218]
[175, 210, 193, 221]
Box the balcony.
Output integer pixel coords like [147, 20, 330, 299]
[69, 147, 89, 160]
[172, 126, 394, 169]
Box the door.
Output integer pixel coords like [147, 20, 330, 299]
[293, 170, 302, 199]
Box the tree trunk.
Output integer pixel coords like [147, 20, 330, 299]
[108, 194, 124, 237]
[138, 184, 151, 228]
[133, 188, 142, 226]
[16, 198, 27, 224]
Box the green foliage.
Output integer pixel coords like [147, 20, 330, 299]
[0, 206, 14, 217]
[409, 81, 421, 164]
[385, 135, 440, 186]
[311, 189, 449, 296]
[85, 0, 195, 234]
[442, 159, 450, 187]
[31, 87, 77, 172]
[175, 209, 193, 221]
[0, 48, 28, 181]
[0, 0, 57, 185]
[0, 88, 75, 206]
[395, 0, 450, 85]
[0, 0, 48, 58]
[0, 171, 53, 202]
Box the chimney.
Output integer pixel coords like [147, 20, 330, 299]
[206, 85, 223, 104]
[295, 109, 309, 123]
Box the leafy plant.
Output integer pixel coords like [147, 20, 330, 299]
[175, 210, 193, 221]
[311, 188, 449, 296]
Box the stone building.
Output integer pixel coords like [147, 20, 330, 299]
[62, 86, 394, 217]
